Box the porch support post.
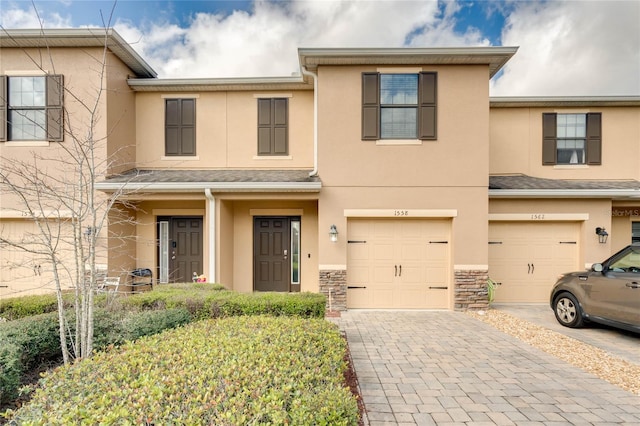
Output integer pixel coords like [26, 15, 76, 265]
[205, 189, 216, 283]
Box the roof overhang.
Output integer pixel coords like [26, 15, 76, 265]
[95, 169, 321, 193]
[298, 46, 519, 78]
[0, 28, 157, 78]
[490, 96, 640, 107]
[127, 76, 313, 92]
[489, 189, 640, 199]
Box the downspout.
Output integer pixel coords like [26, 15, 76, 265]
[204, 189, 216, 283]
[301, 66, 318, 177]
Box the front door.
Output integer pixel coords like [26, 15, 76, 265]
[159, 217, 203, 283]
[254, 217, 291, 291]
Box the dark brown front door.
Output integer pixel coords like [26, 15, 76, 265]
[254, 217, 290, 291]
[169, 217, 203, 282]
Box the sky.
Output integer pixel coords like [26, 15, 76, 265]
[1, 0, 639, 96]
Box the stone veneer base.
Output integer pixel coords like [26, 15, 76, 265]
[319, 269, 347, 312]
[454, 269, 489, 311]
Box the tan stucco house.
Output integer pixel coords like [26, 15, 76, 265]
[2, 28, 639, 310]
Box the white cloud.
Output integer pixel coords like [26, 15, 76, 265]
[491, 0, 640, 96]
[3, 0, 638, 96]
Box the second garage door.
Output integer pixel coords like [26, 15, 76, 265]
[347, 219, 451, 309]
[489, 222, 580, 303]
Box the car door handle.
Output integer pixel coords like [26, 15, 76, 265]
[626, 282, 640, 289]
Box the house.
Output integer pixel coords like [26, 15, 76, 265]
[2, 28, 639, 310]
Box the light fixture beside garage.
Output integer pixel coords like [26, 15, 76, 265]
[329, 224, 338, 242]
[595, 227, 609, 244]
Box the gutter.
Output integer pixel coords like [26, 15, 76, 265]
[300, 66, 318, 177]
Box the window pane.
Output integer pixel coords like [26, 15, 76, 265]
[381, 108, 417, 139]
[9, 76, 46, 107]
[632, 222, 640, 243]
[380, 74, 418, 105]
[9, 110, 46, 140]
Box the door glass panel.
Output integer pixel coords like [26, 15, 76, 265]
[291, 220, 300, 284]
[159, 221, 169, 283]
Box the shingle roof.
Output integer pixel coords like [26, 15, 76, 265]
[96, 169, 321, 192]
[489, 174, 640, 190]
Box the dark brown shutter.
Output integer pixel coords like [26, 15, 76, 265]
[165, 99, 195, 156]
[257, 98, 288, 155]
[165, 99, 180, 155]
[418, 72, 437, 140]
[180, 99, 195, 155]
[273, 98, 288, 155]
[542, 113, 557, 165]
[46, 75, 63, 141]
[0, 75, 6, 142]
[362, 73, 379, 140]
[586, 112, 602, 165]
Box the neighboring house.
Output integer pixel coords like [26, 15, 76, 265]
[1, 29, 639, 310]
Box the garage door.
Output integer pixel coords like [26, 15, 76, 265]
[489, 222, 579, 303]
[347, 219, 450, 309]
[0, 219, 74, 297]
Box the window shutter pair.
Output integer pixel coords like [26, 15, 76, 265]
[542, 112, 601, 165]
[361, 72, 437, 140]
[165, 98, 195, 156]
[0, 75, 63, 142]
[257, 98, 288, 155]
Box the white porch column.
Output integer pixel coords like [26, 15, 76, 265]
[204, 189, 216, 283]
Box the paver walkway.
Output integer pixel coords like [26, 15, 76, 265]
[335, 310, 640, 425]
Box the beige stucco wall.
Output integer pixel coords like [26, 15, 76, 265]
[316, 64, 491, 267]
[490, 106, 640, 179]
[134, 90, 314, 169]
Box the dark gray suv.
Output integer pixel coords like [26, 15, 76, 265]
[550, 243, 640, 333]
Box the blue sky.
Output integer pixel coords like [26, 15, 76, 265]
[2, 1, 639, 96]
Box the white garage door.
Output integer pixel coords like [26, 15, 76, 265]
[347, 219, 450, 309]
[489, 222, 580, 303]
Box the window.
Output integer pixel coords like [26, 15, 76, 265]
[362, 72, 436, 140]
[633, 222, 640, 244]
[257, 98, 288, 155]
[165, 98, 195, 156]
[291, 219, 300, 285]
[542, 113, 601, 165]
[0, 75, 64, 142]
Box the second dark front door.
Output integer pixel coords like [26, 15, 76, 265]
[254, 217, 290, 291]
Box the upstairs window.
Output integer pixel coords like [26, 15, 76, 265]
[165, 98, 195, 156]
[257, 98, 288, 156]
[362, 72, 437, 141]
[542, 113, 601, 165]
[0, 75, 64, 142]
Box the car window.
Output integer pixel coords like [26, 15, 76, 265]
[610, 248, 640, 273]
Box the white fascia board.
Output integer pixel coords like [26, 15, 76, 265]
[489, 189, 640, 199]
[95, 181, 322, 192]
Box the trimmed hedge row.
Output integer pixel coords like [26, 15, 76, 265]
[0, 293, 73, 321]
[0, 286, 327, 407]
[0, 308, 192, 406]
[7, 316, 359, 425]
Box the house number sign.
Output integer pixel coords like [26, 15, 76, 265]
[531, 214, 545, 220]
[394, 210, 410, 216]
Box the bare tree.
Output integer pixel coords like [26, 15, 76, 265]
[0, 4, 138, 361]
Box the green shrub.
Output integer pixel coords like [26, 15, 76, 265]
[0, 293, 64, 321]
[120, 308, 191, 342]
[8, 316, 359, 425]
[0, 312, 62, 404]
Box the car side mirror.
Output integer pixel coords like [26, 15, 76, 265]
[592, 263, 604, 272]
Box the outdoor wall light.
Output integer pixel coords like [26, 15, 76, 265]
[329, 224, 338, 242]
[84, 226, 95, 242]
[595, 227, 608, 244]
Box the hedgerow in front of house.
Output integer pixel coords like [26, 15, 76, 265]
[6, 316, 359, 425]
